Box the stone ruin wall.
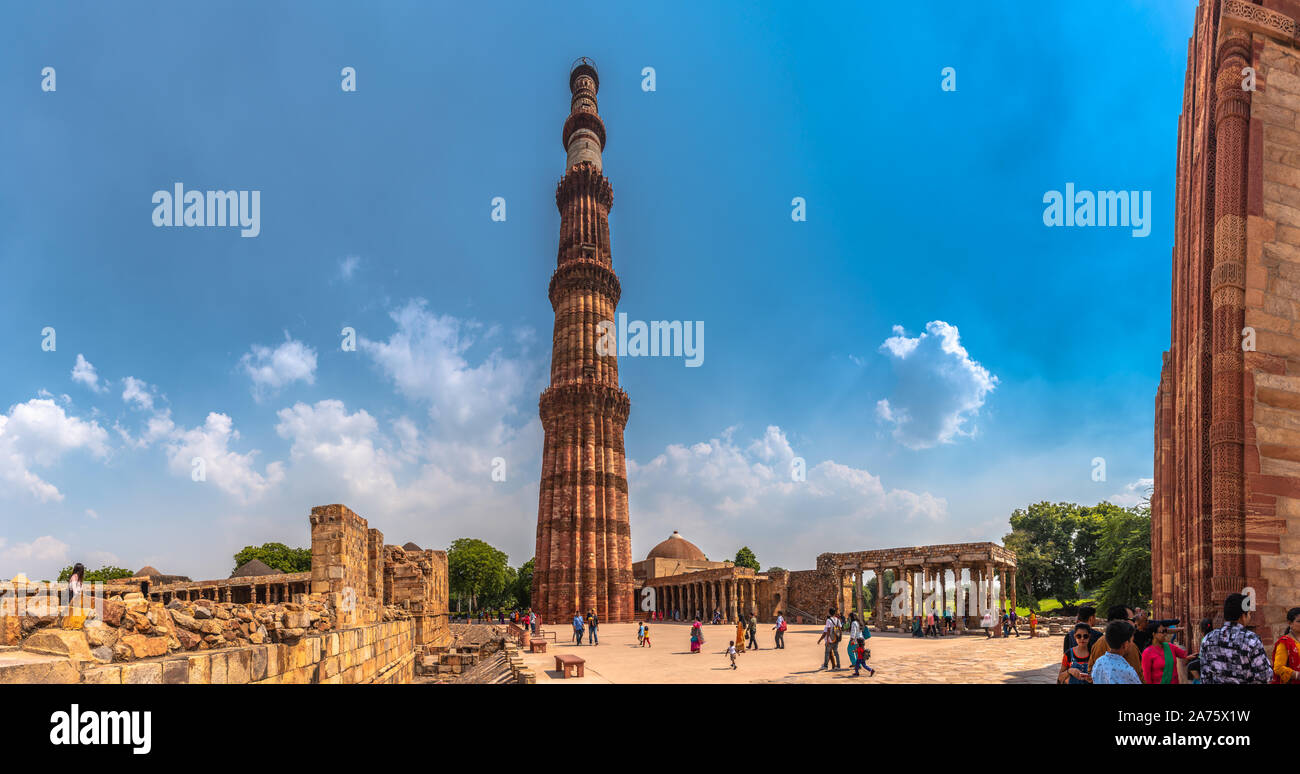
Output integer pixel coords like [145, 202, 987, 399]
[0, 503, 450, 684]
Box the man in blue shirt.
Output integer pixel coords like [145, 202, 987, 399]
[572, 611, 585, 645]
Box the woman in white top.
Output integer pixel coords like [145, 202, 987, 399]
[67, 562, 85, 600]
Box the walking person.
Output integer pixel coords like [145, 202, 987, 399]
[1141, 619, 1187, 685]
[641, 625, 652, 647]
[586, 610, 599, 645]
[690, 618, 705, 653]
[1272, 607, 1300, 683]
[572, 611, 585, 646]
[1029, 610, 1037, 638]
[638, 620, 645, 646]
[746, 613, 759, 650]
[772, 610, 787, 649]
[735, 614, 747, 653]
[1058, 623, 1093, 684]
[818, 608, 842, 670]
[1201, 593, 1273, 684]
[726, 641, 738, 669]
[1008, 608, 1021, 637]
[848, 612, 862, 643]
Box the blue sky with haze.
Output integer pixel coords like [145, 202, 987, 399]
[0, 1, 1189, 581]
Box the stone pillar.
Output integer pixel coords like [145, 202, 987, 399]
[1009, 569, 1017, 617]
[728, 580, 737, 622]
[854, 568, 864, 621]
[997, 565, 1006, 633]
[1210, 32, 1251, 615]
[954, 566, 965, 631]
[749, 579, 757, 617]
[941, 567, 951, 621]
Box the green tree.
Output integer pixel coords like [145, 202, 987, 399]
[1092, 504, 1152, 613]
[57, 565, 135, 583]
[232, 542, 310, 574]
[734, 546, 760, 571]
[447, 538, 509, 612]
[513, 558, 534, 609]
[1003, 501, 1089, 605]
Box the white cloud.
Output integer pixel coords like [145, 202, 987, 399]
[627, 425, 947, 568]
[85, 508, 99, 519]
[1109, 478, 1153, 508]
[0, 535, 71, 568]
[339, 255, 361, 280]
[361, 300, 533, 443]
[875, 321, 997, 450]
[71, 354, 107, 393]
[275, 400, 400, 497]
[121, 376, 156, 411]
[162, 412, 284, 504]
[240, 335, 317, 398]
[0, 398, 110, 502]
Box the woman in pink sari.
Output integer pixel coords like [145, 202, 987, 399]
[690, 618, 705, 653]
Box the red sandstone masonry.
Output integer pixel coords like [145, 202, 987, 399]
[533, 60, 633, 624]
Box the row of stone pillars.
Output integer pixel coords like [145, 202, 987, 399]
[837, 563, 1017, 634]
[647, 577, 758, 622]
[158, 582, 306, 605]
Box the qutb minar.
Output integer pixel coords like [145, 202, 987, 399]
[531, 59, 634, 623]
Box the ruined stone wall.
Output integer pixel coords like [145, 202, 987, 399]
[80, 620, 416, 684]
[784, 569, 842, 620]
[310, 504, 369, 601]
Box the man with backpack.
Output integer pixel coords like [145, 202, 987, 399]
[773, 610, 787, 649]
[817, 608, 842, 670]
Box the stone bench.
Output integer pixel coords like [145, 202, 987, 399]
[554, 653, 584, 678]
[530, 639, 547, 653]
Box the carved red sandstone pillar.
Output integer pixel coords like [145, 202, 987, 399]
[532, 60, 633, 624]
[1210, 32, 1251, 611]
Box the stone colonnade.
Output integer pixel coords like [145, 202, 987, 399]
[822, 543, 1017, 636]
[644, 574, 762, 623]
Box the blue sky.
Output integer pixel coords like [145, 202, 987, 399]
[0, 1, 1191, 581]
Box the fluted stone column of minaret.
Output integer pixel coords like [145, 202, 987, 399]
[1210, 33, 1251, 610]
[532, 59, 634, 624]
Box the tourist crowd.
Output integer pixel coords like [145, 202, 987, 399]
[1056, 595, 1300, 684]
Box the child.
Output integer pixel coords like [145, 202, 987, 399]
[854, 637, 875, 677]
[726, 641, 738, 669]
[641, 626, 651, 647]
[637, 621, 645, 645]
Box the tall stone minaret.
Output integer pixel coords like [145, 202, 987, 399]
[532, 58, 633, 623]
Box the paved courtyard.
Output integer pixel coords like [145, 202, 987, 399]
[520, 622, 1062, 684]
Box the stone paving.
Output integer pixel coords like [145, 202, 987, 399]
[521, 622, 1062, 684]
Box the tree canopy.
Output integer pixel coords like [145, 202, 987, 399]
[57, 565, 135, 583]
[733, 546, 760, 571]
[447, 538, 510, 611]
[232, 542, 310, 574]
[1002, 500, 1151, 611]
